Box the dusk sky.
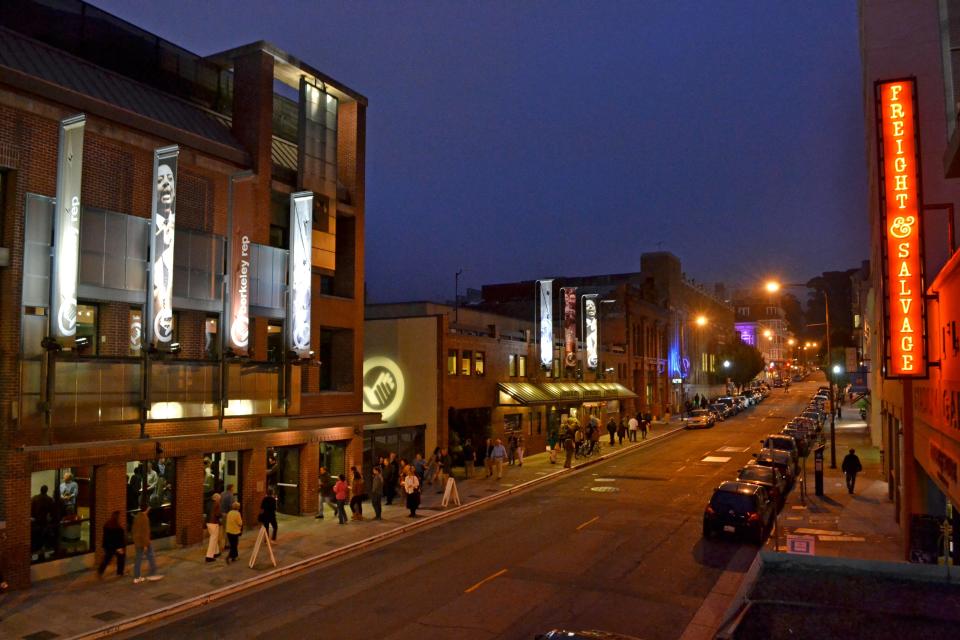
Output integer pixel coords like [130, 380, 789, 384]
[93, 0, 868, 303]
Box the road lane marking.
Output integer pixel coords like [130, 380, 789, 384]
[577, 516, 600, 531]
[701, 456, 732, 463]
[676, 465, 686, 472]
[464, 568, 508, 593]
[718, 446, 750, 453]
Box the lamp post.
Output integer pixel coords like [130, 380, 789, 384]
[766, 280, 837, 468]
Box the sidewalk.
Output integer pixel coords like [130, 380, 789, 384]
[771, 414, 901, 561]
[0, 420, 685, 640]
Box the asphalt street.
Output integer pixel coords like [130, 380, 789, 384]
[128, 382, 818, 640]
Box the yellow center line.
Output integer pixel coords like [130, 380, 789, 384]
[464, 568, 508, 593]
[576, 515, 600, 531]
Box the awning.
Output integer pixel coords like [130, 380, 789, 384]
[498, 381, 637, 406]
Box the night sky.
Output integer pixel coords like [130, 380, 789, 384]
[92, 0, 868, 303]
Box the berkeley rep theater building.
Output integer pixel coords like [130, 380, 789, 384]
[0, 2, 378, 587]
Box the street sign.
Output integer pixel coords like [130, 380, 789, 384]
[786, 534, 816, 555]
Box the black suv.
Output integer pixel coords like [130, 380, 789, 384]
[736, 464, 787, 508]
[703, 481, 775, 545]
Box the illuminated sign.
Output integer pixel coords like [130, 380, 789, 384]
[288, 191, 313, 358]
[562, 287, 578, 368]
[584, 295, 599, 370]
[226, 176, 255, 356]
[876, 78, 927, 378]
[51, 114, 86, 339]
[538, 279, 554, 368]
[146, 146, 179, 349]
[362, 356, 405, 420]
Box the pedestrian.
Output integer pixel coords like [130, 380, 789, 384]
[640, 416, 649, 440]
[842, 448, 863, 494]
[426, 447, 440, 485]
[837, 405, 843, 420]
[205, 492, 222, 563]
[563, 433, 575, 468]
[491, 438, 508, 479]
[317, 466, 334, 519]
[349, 467, 366, 520]
[628, 414, 639, 442]
[96, 510, 126, 578]
[403, 466, 421, 517]
[485, 438, 495, 477]
[462, 439, 476, 478]
[617, 418, 626, 445]
[439, 447, 453, 488]
[132, 504, 162, 583]
[413, 453, 426, 481]
[684, 399, 693, 416]
[225, 502, 242, 564]
[508, 435, 518, 465]
[383, 453, 398, 505]
[370, 466, 384, 520]
[589, 420, 601, 454]
[515, 437, 525, 466]
[548, 433, 559, 464]
[333, 474, 349, 524]
[258, 488, 278, 541]
[219, 484, 234, 551]
[606, 417, 617, 445]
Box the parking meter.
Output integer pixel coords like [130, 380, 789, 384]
[814, 445, 825, 496]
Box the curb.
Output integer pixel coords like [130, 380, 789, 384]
[70, 424, 687, 639]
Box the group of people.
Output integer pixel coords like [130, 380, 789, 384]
[554, 412, 652, 468]
[200, 483, 252, 566]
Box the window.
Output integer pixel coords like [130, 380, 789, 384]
[204, 316, 219, 359]
[737, 307, 749, 317]
[447, 350, 458, 375]
[504, 413, 522, 433]
[474, 351, 485, 376]
[518, 355, 527, 377]
[460, 350, 472, 376]
[267, 321, 283, 362]
[129, 308, 142, 356]
[75, 303, 97, 354]
[766, 306, 778, 317]
[203, 451, 242, 510]
[508, 354, 517, 377]
[30, 467, 94, 564]
[126, 459, 176, 541]
[319, 327, 355, 391]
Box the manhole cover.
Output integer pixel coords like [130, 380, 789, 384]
[590, 486, 620, 493]
[593, 478, 616, 482]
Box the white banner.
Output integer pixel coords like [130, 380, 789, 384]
[146, 146, 179, 349]
[538, 279, 554, 368]
[288, 191, 313, 358]
[226, 176, 255, 356]
[51, 114, 86, 338]
[584, 295, 599, 370]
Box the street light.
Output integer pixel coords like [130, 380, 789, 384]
[763, 279, 836, 468]
[695, 314, 708, 327]
[723, 360, 731, 369]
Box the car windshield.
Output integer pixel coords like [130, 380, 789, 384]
[768, 437, 794, 450]
[691, 410, 710, 417]
[710, 491, 756, 513]
[738, 467, 772, 483]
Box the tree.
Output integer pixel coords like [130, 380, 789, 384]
[719, 339, 765, 388]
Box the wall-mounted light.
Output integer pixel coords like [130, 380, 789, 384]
[168, 342, 182, 354]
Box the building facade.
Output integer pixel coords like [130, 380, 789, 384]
[860, 0, 960, 562]
[0, 1, 374, 587]
[732, 298, 793, 368]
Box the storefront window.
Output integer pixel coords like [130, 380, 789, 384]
[474, 351, 485, 376]
[204, 317, 219, 359]
[460, 350, 472, 376]
[203, 451, 242, 507]
[126, 458, 175, 540]
[518, 355, 527, 377]
[447, 350, 457, 375]
[508, 354, 517, 377]
[76, 303, 97, 354]
[30, 467, 93, 564]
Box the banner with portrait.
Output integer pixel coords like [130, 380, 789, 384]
[51, 114, 86, 339]
[538, 279, 554, 369]
[226, 176, 255, 356]
[288, 191, 313, 359]
[583, 294, 599, 371]
[562, 287, 577, 368]
[146, 145, 179, 350]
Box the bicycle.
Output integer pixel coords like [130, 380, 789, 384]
[575, 439, 600, 459]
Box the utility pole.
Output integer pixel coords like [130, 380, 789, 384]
[825, 291, 836, 469]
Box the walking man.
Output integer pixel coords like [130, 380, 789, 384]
[640, 415, 649, 440]
[628, 414, 639, 442]
[96, 510, 125, 579]
[485, 438, 495, 477]
[224, 502, 242, 564]
[491, 439, 508, 480]
[842, 448, 863, 494]
[259, 488, 278, 541]
[383, 454, 397, 506]
[606, 417, 617, 445]
[563, 433, 575, 468]
[370, 466, 384, 520]
[462, 439, 475, 479]
[132, 505, 162, 583]
[317, 466, 333, 519]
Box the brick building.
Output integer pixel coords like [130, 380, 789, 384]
[0, 1, 375, 588]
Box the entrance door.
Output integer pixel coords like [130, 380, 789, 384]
[320, 442, 347, 478]
[267, 446, 300, 515]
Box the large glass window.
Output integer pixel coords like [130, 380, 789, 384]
[30, 467, 94, 564]
[518, 355, 527, 377]
[460, 350, 472, 376]
[126, 458, 176, 540]
[203, 451, 242, 508]
[474, 351, 485, 376]
[508, 354, 517, 377]
[447, 350, 458, 375]
[75, 303, 97, 354]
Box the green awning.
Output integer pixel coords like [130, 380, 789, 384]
[498, 381, 637, 405]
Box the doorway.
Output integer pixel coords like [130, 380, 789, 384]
[267, 446, 300, 515]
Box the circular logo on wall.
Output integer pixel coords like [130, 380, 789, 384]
[362, 356, 405, 421]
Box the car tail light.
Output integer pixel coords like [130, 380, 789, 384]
[705, 505, 715, 515]
[747, 512, 760, 523]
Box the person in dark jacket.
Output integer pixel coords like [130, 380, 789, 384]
[462, 439, 476, 478]
[370, 466, 384, 520]
[97, 510, 126, 578]
[606, 418, 617, 445]
[258, 488, 278, 541]
[383, 453, 398, 505]
[617, 418, 627, 445]
[349, 467, 366, 520]
[841, 448, 863, 494]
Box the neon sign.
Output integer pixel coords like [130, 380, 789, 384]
[362, 356, 405, 421]
[876, 78, 926, 378]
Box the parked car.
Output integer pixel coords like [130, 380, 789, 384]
[717, 397, 740, 415]
[736, 464, 787, 508]
[761, 434, 800, 474]
[733, 396, 750, 410]
[753, 448, 796, 488]
[711, 403, 733, 419]
[684, 409, 715, 429]
[703, 481, 776, 544]
[801, 410, 825, 428]
[707, 405, 725, 422]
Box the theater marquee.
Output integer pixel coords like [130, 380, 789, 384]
[876, 78, 927, 379]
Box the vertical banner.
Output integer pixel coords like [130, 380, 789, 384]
[583, 294, 599, 370]
[146, 145, 179, 350]
[537, 279, 554, 369]
[876, 78, 926, 378]
[226, 176, 254, 356]
[562, 287, 578, 368]
[288, 191, 313, 359]
[50, 114, 86, 339]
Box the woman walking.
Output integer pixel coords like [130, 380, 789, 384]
[349, 467, 366, 521]
[205, 493, 222, 563]
[225, 502, 242, 563]
[96, 510, 126, 578]
[403, 466, 421, 517]
[516, 436, 525, 466]
[333, 474, 349, 524]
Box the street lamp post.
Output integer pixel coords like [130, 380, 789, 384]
[766, 280, 837, 468]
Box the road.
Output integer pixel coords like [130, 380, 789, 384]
[130, 382, 817, 640]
